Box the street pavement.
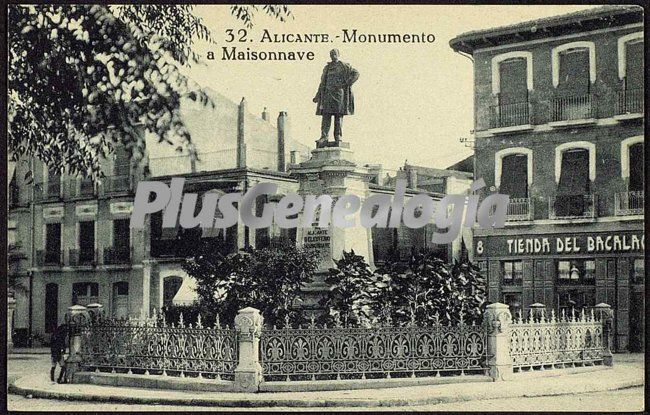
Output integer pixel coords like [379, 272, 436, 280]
[6, 352, 645, 411]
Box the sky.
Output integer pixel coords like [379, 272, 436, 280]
[183, 5, 597, 173]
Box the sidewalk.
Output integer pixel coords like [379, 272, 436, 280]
[10, 347, 50, 355]
[9, 356, 644, 408]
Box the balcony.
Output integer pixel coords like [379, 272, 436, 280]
[105, 175, 131, 194]
[103, 247, 131, 265]
[615, 191, 644, 216]
[502, 275, 523, 286]
[36, 250, 63, 267]
[489, 101, 531, 130]
[549, 194, 596, 220]
[69, 249, 98, 266]
[505, 198, 533, 222]
[550, 94, 597, 123]
[616, 88, 643, 116]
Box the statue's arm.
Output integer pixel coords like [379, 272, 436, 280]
[348, 65, 360, 86]
[314, 66, 327, 102]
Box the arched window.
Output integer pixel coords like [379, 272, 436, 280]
[495, 147, 533, 193]
[554, 142, 595, 218]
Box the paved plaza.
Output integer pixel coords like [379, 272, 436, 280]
[6, 352, 645, 411]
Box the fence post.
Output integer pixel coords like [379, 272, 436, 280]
[64, 305, 89, 383]
[485, 302, 513, 381]
[7, 297, 16, 353]
[594, 303, 613, 366]
[234, 307, 264, 392]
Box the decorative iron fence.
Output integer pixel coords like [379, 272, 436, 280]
[260, 316, 487, 381]
[509, 309, 604, 370]
[79, 313, 238, 380]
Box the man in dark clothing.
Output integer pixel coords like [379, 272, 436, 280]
[313, 49, 360, 146]
[50, 324, 68, 383]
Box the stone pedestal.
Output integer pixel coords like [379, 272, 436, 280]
[7, 297, 16, 353]
[290, 143, 375, 306]
[65, 305, 89, 383]
[234, 307, 264, 392]
[594, 303, 613, 366]
[484, 302, 513, 381]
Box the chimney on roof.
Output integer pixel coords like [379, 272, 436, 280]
[237, 97, 246, 168]
[277, 111, 287, 172]
[407, 167, 418, 190]
[290, 150, 301, 165]
[262, 107, 269, 121]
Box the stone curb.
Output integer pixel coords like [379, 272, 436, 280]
[8, 367, 644, 408]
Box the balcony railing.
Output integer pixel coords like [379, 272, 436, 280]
[615, 191, 644, 216]
[103, 247, 131, 265]
[502, 275, 523, 285]
[506, 198, 533, 221]
[490, 101, 530, 129]
[105, 175, 131, 193]
[549, 194, 596, 220]
[69, 249, 98, 266]
[36, 249, 63, 267]
[551, 94, 597, 122]
[616, 88, 644, 115]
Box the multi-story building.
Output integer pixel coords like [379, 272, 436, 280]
[9, 88, 473, 345]
[450, 5, 644, 351]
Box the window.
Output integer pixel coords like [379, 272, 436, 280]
[502, 260, 523, 284]
[552, 42, 595, 89]
[557, 48, 591, 94]
[498, 58, 528, 102]
[112, 282, 129, 319]
[163, 276, 183, 307]
[557, 259, 595, 284]
[114, 145, 130, 176]
[45, 283, 58, 333]
[503, 293, 523, 319]
[80, 176, 94, 196]
[495, 148, 533, 192]
[45, 223, 62, 265]
[628, 142, 644, 192]
[72, 282, 99, 306]
[78, 221, 95, 263]
[47, 169, 61, 198]
[555, 148, 591, 217]
[630, 258, 644, 284]
[113, 218, 130, 255]
[500, 154, 528, 198]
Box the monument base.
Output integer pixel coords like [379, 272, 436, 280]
[315, 140, 351, 149]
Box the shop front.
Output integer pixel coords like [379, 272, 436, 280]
[475, 229, 645, 352]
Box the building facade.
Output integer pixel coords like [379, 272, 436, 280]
[450, 5, 644, 351]
[9, 90, 472, 345]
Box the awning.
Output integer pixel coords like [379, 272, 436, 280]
[172, 277, 199, 306]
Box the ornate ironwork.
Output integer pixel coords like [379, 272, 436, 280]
[260, 315, 487, 380]
[509, 308, 604, 370]
[79, 311, 238, 380]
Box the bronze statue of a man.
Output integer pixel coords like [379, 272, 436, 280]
[313, 49, 359, 147]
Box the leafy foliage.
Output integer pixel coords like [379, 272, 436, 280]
[323, 249, 487, 327]
[8, 4, 291, 179]
[182, 240, 319, 327]
[320, 250, 380, 327]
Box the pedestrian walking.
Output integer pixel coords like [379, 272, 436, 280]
[50, 323, 68, 384]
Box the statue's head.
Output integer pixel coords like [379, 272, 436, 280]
[330, 49, 340, 62]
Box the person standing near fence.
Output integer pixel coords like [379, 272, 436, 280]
[49, 323, 68, 384]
